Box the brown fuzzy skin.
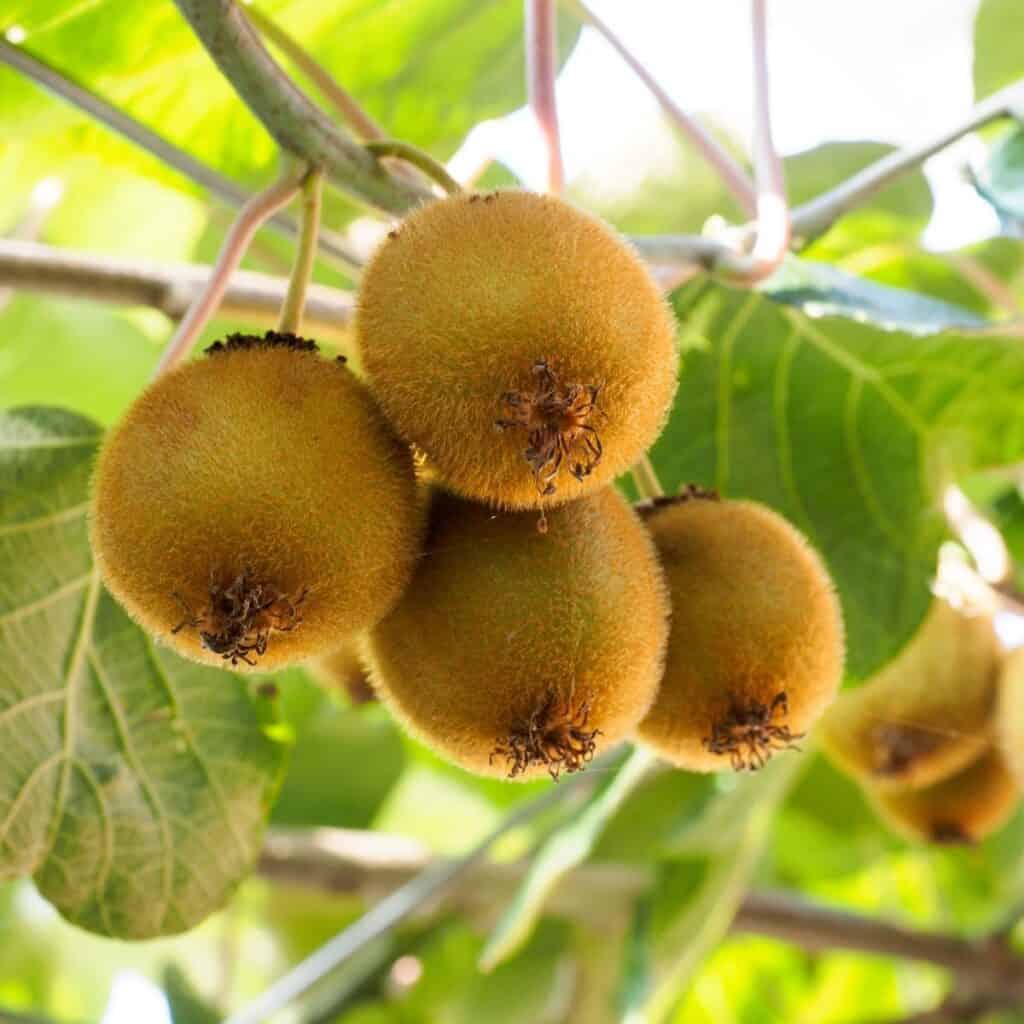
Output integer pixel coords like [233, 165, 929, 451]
[868, 746, 1019, 845]
[635, 497, 844, 772]
[819, 600, 998, 789]
[365, 488, 670, 780]
[997, 647, 1024, 789]
[355, 189, 678, 510]
[90, 340, 423, 671]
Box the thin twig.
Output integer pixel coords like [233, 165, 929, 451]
[788, 78, 1024, 245]
[155, 166, 305, 376]
[727, 0, 790, 284]
[0, 38, 362, 274]
[242, 4, 385, 141]
[0, 239, 354, 341]
[631, 454, 664, 501]
[526, 0, 565, 194]
[172, 0, 429, 213]
[279, 168, 324, 334]
[563, 0, 756, 215]
[363, 140, 462, 195]
[226, 766, 604, 1024]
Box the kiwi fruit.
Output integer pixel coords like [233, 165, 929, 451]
[90, 332, 423, 670]
[867, 745, 1018, 845]
[315, 641, 375, 704]
[635, 493, 844, 772]
[356, 189, 678, 511]
[997, 646, 1024, 789]
[818, 599, 998, 789]
[365, 487, 669, 780]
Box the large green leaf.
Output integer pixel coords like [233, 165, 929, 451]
[0, 0, 580, 194]
[655, 278, 1024, 680]
[974, 0, 1024, 100]
[0, 406, 285, 938]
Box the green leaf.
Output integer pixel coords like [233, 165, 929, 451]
[162, 964, 220, 1024]
[762, 259, 988, 333]
[0, 406, 285, 938]
[271, 704, 405, 829]
[0, 0, 580, 200]
[617, 754, 805, 1023]
[972, 125, 1024, 231]
[655, 278, 1024, 680]
[479, 746, 653, 971]
[974, 0, 1024, 100]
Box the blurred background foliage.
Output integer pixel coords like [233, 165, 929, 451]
[2, 0, 1024, 1022]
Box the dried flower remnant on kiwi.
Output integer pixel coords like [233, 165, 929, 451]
[703, 691, 803, 771]
[870, 723, 945, 777]
[204, 330, 320, 356]
[496, 357, 604, 502]
[172, 567, 308, 667]
[491, 689, 601, 781]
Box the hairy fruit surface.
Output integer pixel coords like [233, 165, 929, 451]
[636, 494, 844, 772]
[356, 190, 678, 510]
[90, 334, 422, 670]
[366, 488, 669, 780]
[997, 646, 1024, 789]
[819, 600, 998, 789]
[867, 746, 1018, 845]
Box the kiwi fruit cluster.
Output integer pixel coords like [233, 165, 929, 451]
[820, 597, 1021, 845]
[91, 189, 848, 781]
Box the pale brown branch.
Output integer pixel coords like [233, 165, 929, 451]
[0, 239, 354, 342]
[257, 828, 1024, 1006]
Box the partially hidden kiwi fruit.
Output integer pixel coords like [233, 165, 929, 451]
[356, 189, 678, 511]
[315, 640, 375, 704]
[91, 332, 423, 670]
[635, 493, 844, 772]
[867, 745, 1018, 845]
[819, 599, 998, 789]
[365, 487, 669, 780]
[997, 646, 1024, 789]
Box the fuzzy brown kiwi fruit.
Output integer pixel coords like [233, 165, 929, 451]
[365, 487, 669, 780]
[635, 492, 844, 772]
[997, 646, 1024, 789]
[90, 332, 423, 670]
[818, 599, 998, 789]
[867, 745, 1018, 845]
[356, 189, 678, 511]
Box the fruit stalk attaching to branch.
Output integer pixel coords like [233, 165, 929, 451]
[279, 167, 324, 335]
[363, 140, 463, 196]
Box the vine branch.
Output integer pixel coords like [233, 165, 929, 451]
[256, 829, 1024, 1009]
[526, 0, 565, 194]
[171, 0, 429, 214]
[0, 239, 354, 341]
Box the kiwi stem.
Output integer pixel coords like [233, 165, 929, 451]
[154, 166, 305, 377]
[632, 454, 664, 500]
[279, 168, 324, 335]
[364, 140, 463, 196]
